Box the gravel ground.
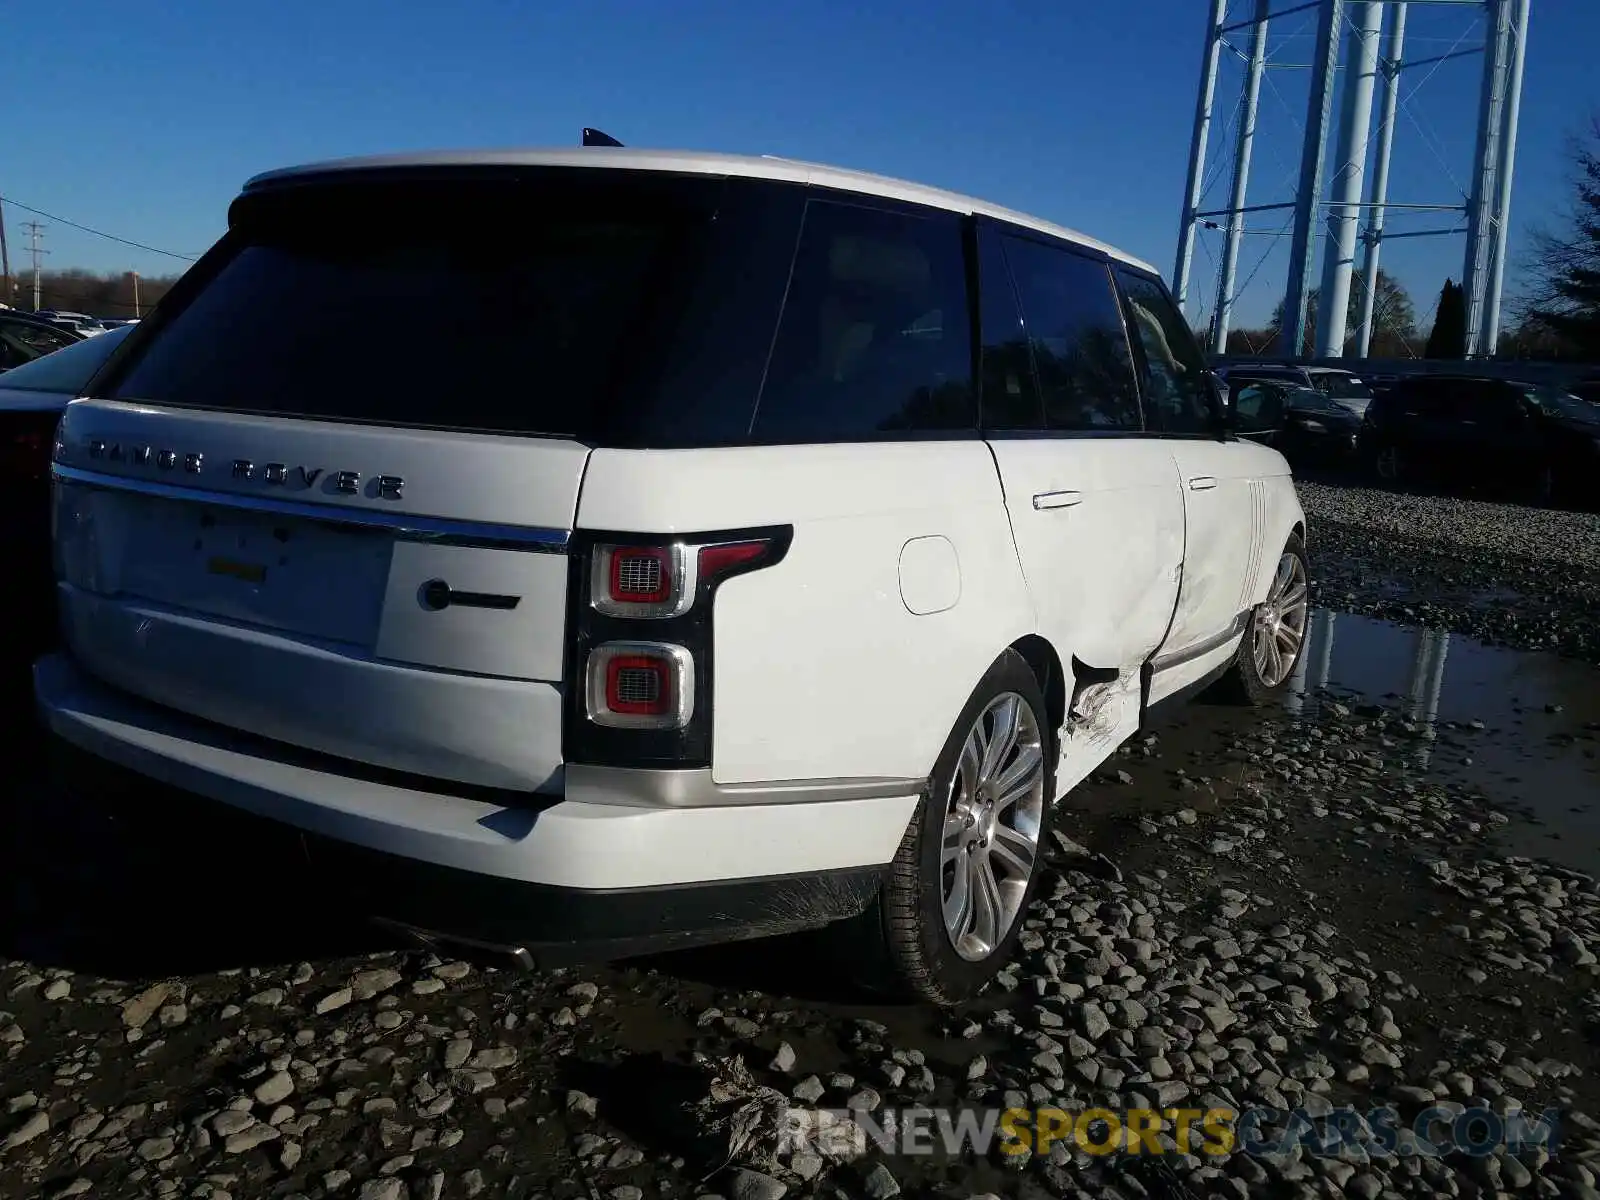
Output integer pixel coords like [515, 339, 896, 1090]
[4, 479, 1600, 1200]
[1298, 475, 1600, 664]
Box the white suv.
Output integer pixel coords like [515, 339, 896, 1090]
[34, 148, 1308, 1003]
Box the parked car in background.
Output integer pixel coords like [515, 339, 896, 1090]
[33, 146, 1307, 1003]
[1359, 374, 1600, 507]
[1229, 376, 1362, 468]
[1218, 362, 1374, 419]
[0, 324, 135, 672]
[1, 311, 84, 372]
[33, 310, 109, 337]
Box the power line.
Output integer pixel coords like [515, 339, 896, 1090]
[0, 195, 199, 263]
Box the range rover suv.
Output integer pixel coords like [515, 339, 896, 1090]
[34, 148, 1308, 1003]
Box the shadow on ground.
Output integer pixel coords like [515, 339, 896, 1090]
[0, 733, 399, 979]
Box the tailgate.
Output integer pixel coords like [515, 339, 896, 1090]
[52, 400, 587, 789]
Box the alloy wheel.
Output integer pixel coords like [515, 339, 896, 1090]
[1252, 552, 1309, 688]
[939, 692, 1045, 962]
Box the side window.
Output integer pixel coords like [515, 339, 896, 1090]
[1114, 269, 1216, 435]
[1233, 384, 1268, 421]
[748, 199, 975, 442]
[976, 226, 1043, 429]
[1000, 235, 1141, 431]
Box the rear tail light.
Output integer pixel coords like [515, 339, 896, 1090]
[585, 641, 694, 729]
[567, 526, 792, 768]
[589, 537, 783, 619]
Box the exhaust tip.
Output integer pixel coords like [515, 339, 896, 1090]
[369, 917, 537, 972]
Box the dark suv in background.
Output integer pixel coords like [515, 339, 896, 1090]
[1358, 374, 1600, 507]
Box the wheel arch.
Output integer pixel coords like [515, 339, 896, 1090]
[1007, 634, 1067, 762]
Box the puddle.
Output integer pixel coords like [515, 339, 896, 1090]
[1284, 610, 1600, 873]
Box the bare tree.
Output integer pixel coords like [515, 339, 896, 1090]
[1516, 116, 1600, 359]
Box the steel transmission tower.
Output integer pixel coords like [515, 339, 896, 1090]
[1173, 0, 1532, 361]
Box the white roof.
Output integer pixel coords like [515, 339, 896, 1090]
[242, 147, 1159, 276]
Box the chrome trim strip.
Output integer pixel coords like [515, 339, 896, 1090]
[51, 463, 569, 553]
[563, 763, 928, 809]
[1150, 609, 1251, 674]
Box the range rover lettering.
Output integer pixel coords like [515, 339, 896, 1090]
[34, 146, 1309, 1004]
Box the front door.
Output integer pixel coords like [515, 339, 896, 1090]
[1114, 267, 1265, 661]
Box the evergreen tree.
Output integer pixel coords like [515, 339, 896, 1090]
[1425, 279, 1467, 358]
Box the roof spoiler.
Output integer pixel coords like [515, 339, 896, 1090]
[581, 128, 624, 148]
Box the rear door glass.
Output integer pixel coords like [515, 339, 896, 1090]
[999, 234, 1140, 432]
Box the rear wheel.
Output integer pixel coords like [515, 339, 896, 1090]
[1528, 462, 1557, 508]
[1210, 535, 1310, 706]
[855, 650, 1053, 1006]
[1371, 443, 1403, 485]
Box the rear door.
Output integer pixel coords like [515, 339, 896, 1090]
[1115, 266, 1265, 660]
[52, 168, 736, 790]
[978, 222, 1184, 689]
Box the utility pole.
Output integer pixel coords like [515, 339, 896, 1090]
[0, 196, 11, 306]
[131, 271, 141, 318]
[22, 221, 48, 311]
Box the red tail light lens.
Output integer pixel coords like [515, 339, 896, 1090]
[591, 544, 691, 618]
[585, 642, 694, 729]
[697, 539, 774, 583]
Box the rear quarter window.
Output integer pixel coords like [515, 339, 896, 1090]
[747, 198, 975, 442]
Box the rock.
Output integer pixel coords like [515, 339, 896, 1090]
[792, 1076, 825, 1103]
[351, 968, 403, 1001]
[770, 1042, 797, 1073]
[325, 1169, 353, 1192]
[213, 1111, 256, 1137]
[467, 1046, 517, 1071]
[444, 1040, 473, 1069]
[862, 1163, 900, 1199]
[224, 1124, 280, 1153]
[1080, 1005, 1112, 1041]
[315, 988, 353, 1014]
[2, 1111, 48, 1152]
[121, 983, 171, 1029]
[729, 1168, 788, 1200]
[359, 1180, 404, 1200]
[966, 1055, 988, 1081]
[136, 1136, 174, 1161]
[42, 979, 69, 1002]
[254, 1071, 295, 1105]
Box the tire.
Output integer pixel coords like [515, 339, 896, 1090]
[849, 649, 1054, 1006]
[1209, 534, 1310, 706]
[1528, 463, 1556, 508]
[1370, 443, 1402, 486]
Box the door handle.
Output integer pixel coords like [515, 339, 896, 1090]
[419, 579, 521, 611]
[1032, 490, 1084, 510]
[1187, 476, 1218, 491]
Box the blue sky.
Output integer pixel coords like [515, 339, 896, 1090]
[6, 0, 1594, 331]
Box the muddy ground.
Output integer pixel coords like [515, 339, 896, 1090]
[3, 477, 1600, 1200]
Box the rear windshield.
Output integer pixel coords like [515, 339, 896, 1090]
[102, 170, 743, 441]
[1315, 373, 1373, 400]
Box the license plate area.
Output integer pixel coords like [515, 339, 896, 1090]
[116, 494, 393, 647]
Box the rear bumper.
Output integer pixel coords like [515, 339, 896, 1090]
[33, 653, 916, 963]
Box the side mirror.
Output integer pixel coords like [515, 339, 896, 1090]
[1227, 383, 1285, 437]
